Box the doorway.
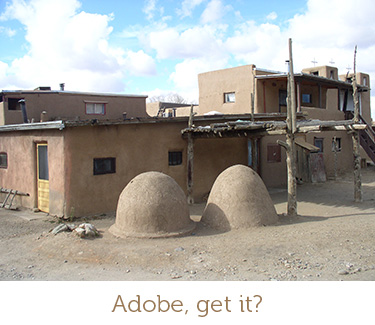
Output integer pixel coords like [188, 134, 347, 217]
[37, 143, 49, 213]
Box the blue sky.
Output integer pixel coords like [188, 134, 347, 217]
[0, 0, 374, 112]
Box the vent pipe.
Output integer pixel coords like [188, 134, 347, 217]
[18, 99, 28, 123]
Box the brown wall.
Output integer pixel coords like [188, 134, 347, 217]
[0, 130, 65, 216]
[63, 122, 249, 216]
[1, 91, 148, 125]
[198, 65, 255, 115]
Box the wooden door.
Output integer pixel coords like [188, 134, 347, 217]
[37, 144, 49, 213]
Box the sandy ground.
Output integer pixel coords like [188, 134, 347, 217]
[1, 166, 375, 281]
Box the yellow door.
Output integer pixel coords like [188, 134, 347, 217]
[37, 144, 49, 213]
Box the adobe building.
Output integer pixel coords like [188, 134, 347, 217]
[197, 64, 373, 186]
[0, 63, 373, 217]
[0, 87, 148, 125]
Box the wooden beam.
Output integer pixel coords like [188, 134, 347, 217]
[187, 104, 195, 204]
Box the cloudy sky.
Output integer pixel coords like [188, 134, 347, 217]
[0, 0, 374, 115]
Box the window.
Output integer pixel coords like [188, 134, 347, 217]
[168, 151, 182, 166]
[224, 92, 235, 103]
[8, 98, 24, 110]
[85, 102, 106, 115]
[314, 138, 324, 153]
[0, 152, 7, 169]
[93, 158, 116, 175]
[312, 71, 319, 76]
[363, 76, 368, 86]
[332, 137, 342, 152]
[302, 94, 312, 104]
[330, 70, 334, 79]
[267, 144, 281, 163]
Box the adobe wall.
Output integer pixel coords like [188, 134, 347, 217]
[1, 92, 148, 125]
[63, 122, 249, 216]
[198, 65, 255, 115]
[0, 130, 65, 216]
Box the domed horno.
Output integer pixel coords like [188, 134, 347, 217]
[109, 171, 195, 238]
[202, 165, 278, 231]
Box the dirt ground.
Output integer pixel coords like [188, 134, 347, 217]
[1, 166, 375, 281]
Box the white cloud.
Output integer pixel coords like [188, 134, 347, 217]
[201, 0, 232, 24]
[0, 0, 156, 92]
[169, 57, 228, 102]
[177, 0, 206, 18]
[143, 0, 164, 21]
[148, 25, 226, 60]
[0, 26, 16, 37]
[266, 11, 277, 21]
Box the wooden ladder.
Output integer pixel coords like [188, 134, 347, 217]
[0, 188, 29, 210]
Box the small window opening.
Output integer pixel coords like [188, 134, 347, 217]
[267, 144, 281, 163]
[224, 92, 235, 103]
[332, 137, 342, 152]
[86, 103, 106, 115]
[363, 76, 368, 86]
[0, 152, 7, 168]
[312, 71, 319, 76]
[168, 151, 182, 166]
[93, 157, 116, 175]
[314, 138, 324, 153]
[302, 94, 312, 104]
[8, 98, 24, 110]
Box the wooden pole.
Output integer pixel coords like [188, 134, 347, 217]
[187, 104, 195, 204]
[286, 38, 297, 216]
[351, 45, 363, 202]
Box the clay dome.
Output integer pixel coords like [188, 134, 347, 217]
[201, 165, 278, 231]
[109, 171, 195, 238]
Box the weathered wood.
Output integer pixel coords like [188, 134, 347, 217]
[352, 131, 362, 202]
[0, 188, 29, 196]
[352, 45, 362, 202]
[187, 105, 194, 204]
[333, 136, 338, 180]
[285, 38, 298, 217]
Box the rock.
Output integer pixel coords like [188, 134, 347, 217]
[338, 269, 349, 275]
[74, 227, 85, 238]
[51, 224, 69, 235]
[174, 247, 185, 252]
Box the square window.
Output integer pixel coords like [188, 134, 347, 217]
[267, 144, 281, 163]
[314, 138, 324, 153]
[224, 92, 235, 103]
[302, 94, 312, 104]
[169, 151, 182, 166]
[86, 103, 106, 115]
[8, 98, 24, 110]
[93, 158, 116, 175]
[0, 152, 7, 168]
[332, 137, 342, 152]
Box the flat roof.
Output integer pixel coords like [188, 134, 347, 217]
[1, 89, 148, 98]
[0, 113, 301, 133]
[256, 73, 370, 90]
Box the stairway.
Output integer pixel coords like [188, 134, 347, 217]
[359, 115, 375, 164]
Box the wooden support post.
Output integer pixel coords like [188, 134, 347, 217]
[352, 45, 363, 202]
[187, 104, 195, 204]
[286, 38, 297, 217]
[333, 136, 338, 180]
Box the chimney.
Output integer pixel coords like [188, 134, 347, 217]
[18, 99, 28, 123]
[59, 83, 65, 91]
[40, 111, 48, 122]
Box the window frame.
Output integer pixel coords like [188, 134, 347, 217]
[224, 92, 236, 103]
[332, 137, 342, 152]
[85, 101, 107, 115]
[267, 144, 281, 163]
[0, 152, 7, 169]
[7, 98, 24, 111]
[302, 93, 312, 104]
[93, 157, 116, 175]
[168, 151, 183, 166]
[314, 138, 324, 153]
